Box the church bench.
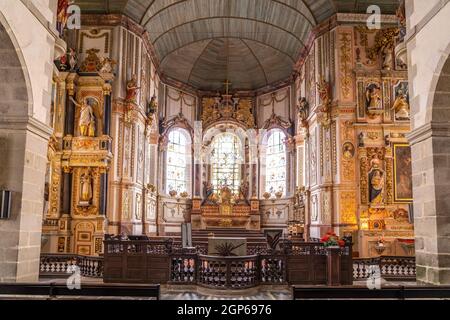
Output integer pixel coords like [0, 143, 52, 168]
[0, 282, 160, 300]
[292, 285, 450, 300]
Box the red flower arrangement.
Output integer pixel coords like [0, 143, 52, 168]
[320, 230, 345, 247]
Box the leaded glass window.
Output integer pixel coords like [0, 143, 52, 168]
[210, 133, 242, 194]
[265, 130, 287, 195]
[166, 129, 188, 193]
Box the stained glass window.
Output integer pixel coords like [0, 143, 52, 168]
[166, 129, 188, 193]
[211, 133, 242, 194]
[265, 130, 286, 195]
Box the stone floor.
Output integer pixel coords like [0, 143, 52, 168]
[0, 278, 421, 300]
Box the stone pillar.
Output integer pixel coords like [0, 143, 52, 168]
[408, 123, 450, 284]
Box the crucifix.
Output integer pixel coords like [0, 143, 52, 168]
[223, 79, 232, 95]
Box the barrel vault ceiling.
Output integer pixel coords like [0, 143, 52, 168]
[75, 0, 400, 91]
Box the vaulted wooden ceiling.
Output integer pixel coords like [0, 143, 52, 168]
[75, 0, 399, 91]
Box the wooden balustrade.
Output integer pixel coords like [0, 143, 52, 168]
[40, 254, 104, 278]
[353, 256, 416, 281]
[103, 239, 353, 287]
[41, 241, 416, 287]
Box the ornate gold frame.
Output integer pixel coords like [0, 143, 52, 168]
[393, 143, 413, 203]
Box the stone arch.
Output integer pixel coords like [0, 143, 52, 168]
[0, 12, 33, 118]
[409, 47, 450, 285]
[430, 49, 450, 123]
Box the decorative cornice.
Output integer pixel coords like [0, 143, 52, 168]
[0, 116, 53, 140]
[407, 122, 450, 145]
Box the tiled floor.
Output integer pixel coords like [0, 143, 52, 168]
[160, 289, 292, 300]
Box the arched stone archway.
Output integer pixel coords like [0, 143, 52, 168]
[408, 40, 450, 286]
[0, 12, 53, 282]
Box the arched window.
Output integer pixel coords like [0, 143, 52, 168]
[211, 133, 242, 193]
[166, 129, 189, 193]
[265, 129, 287, 195]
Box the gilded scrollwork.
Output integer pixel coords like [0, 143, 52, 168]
[340, 192, 357, 224]
[339, 32, 352, 99]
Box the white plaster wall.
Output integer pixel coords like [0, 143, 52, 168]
[0, 0, 56, 125]
[406, 0, 450, 129]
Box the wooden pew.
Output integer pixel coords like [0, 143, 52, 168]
[292, 285, 450, 300]
[0, 282, 160, 300]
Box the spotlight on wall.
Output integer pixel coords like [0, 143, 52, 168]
[0, 190, 12, 220]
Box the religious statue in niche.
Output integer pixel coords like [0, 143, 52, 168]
[79, 170, 93, 206]
[358, 132, 365, 147]
[366, 28, 399, 70]
[392, 82, 410, 120]
[218, 185, 233, 215]
[381, 44, 394, 70]
[297, 97, 309, 127]
[342, 142, 355, 160]
[126, 74, 140, 103]
[70, 97, 96, 137]
[236, 180, 249, 204]
[365, 83, 383, 115]
[368, 153, 385, 205]
[202, 181, 215, 205]
[147, 95, 158, 117]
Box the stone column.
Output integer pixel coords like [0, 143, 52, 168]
[408, 123, 450, 284]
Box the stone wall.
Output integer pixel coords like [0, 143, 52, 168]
[0, 1, 55, 282]
[406, 0, 450, 284]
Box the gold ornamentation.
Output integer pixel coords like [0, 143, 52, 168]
[99, 57, 116, 74]
[235, 99, 255, 128]
[340, 192, 357, 224]
[316, 78, 331, 127]
[80, 48, 102, 73]
[339, 33, 352, 99]
[201, 96, 256, 129]
[359, 148, 368, 204]
[366, 28, 399, 70]
[49, 163, 61, 217]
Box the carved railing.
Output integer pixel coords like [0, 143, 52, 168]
[40, 254, 77, 276]
[260, 254, 286, 284]
[103, 239, 352, 287]
[353, 256, 416, 281]
[170, 253, 197, 284]
[197, 255, 258, 289]
[40, 254, 104, 278]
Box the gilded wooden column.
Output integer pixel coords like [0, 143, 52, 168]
[99, 171, 108, 216]
[61, 168, 72, 215]
[103, 82, 112, 136]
